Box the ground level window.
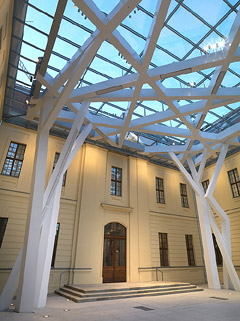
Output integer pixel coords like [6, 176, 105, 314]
[159, 233, 169, 267]
[185, 234, 195, 266]
[0, 217, 8, 248]
[1, 142, 26, 177]
[51, 223, 60, 267]
[212, 233, 222, 266]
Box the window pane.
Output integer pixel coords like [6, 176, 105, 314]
[0, 217, 8, 248]
[111, 166, 122, 196]
[1, 142, 26, 177]
[103, 239, 113, 266]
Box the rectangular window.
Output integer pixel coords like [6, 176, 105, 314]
[0, 217, 8, 248]
[53, 153, 67, 187]
[51, 223, 60, 268]
[228, 168, 240, 198]
[1, 142, 26, 177]
[156, 177, 165, 204]
[202, 179, 209, 193]
[212, 234, 222, 266]
[180, 183, 189, 208]
[159, 233, 169, 266]
[111, 166, 122, 196]
[185, 234, 195, 266]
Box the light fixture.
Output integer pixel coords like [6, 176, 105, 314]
[64, 309, 69, 312]
[26, 100, 29, 104]
[43, 315, 49, 318]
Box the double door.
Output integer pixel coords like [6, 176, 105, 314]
[103, 235, 126, 283]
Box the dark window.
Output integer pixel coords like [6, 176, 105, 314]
[1, 142, 26, 177]
[228, 168, 240, 198]
[51, 223, 60, 268]
[159, 233, 169, 266]
[111, 166, 122, 196]
[212, 233, 222, 266]
[180, 183, 189, 208]
[185, 234, 195, 266]
[202, 179, 209, 193]
[53, 153, 67, 187]
[0, 217, 8, 248]
[156, 177, 165, 204]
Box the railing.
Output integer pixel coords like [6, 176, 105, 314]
[0, 267, 92, 290]
[138, 266, 205, 282]
[51, 267, 92, 289]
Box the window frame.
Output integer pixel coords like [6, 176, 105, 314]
[227, 168, 240, 198]
[156, 177, 165, 204]
[51, 222, 60, 268]
[110, 166, 122, 196]
[53, 152, 67, 187]
[180, 183, 189, 208]
[185, 234, 195, 266]
[212, 233, 223, 266]
[158, 232, 169, 267]
[202, 179, 210, 193]
[0, 217, 8, 248]
[1, 141, 26, 178]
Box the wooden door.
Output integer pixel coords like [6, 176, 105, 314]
[103, 223, 126, 283]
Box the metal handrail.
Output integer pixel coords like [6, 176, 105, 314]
[138, 266, 206, 282]
[55, 267, 92, 289]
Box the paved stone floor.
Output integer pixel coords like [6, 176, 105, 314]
[0, 284, 240, 321]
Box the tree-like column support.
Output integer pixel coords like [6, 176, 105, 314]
[169, 144, 240, 291]
[15, 102, 50, 313]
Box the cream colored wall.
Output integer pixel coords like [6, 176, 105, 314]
[202, 152, 240, 273]
[0, 123, 80, 293]
[3, 122, 240, 292]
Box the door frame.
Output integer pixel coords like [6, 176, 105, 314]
[102, 222, 127, 283]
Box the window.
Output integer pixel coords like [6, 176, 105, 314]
[159, 233, 169, 266]
[1, 142, 26, 177]
[228, 168, 240, 198]
[180, 183, 189, 208]
[212, 234, 222, 266]
[156, 177, 165, 204]
[0, 217, 8, 248]
[51, 223, 60, 267]
[53, 153, 67, 187]
[111, 166, 122, 196]
[202, 179, 209, 193]
[185, 234, 195, 266]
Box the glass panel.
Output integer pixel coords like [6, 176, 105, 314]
[103, 239, 113, 267]
[116, 239, 125, 267]
[104, 223, 126, 236]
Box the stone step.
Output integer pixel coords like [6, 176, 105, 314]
[55, 285, 203, 303]
[64, 282, 191, 294]
[60, 284, 198, 298]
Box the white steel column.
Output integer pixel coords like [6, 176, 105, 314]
[169, 151, 221, 289]
[15, 102, 50, 313]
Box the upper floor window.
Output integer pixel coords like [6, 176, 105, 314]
[228, 168, 240, 198]
[111, 166, 122, 196]
[1, 142, 26, 177]
[0, 217, 8, 248]
[180, 183, 189, 208]
[202, 179, 209, 193]
[159, 232, 169, 266]
[185, 234, 195, 266]
[156, 177, 165, 204]
[53, 153, 67, 187]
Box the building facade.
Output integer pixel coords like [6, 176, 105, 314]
[0, 122, 240, 294]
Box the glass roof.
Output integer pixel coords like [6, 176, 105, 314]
[3, 0, 240, 163]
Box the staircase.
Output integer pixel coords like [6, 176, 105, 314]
[55, 282, 203, 303]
